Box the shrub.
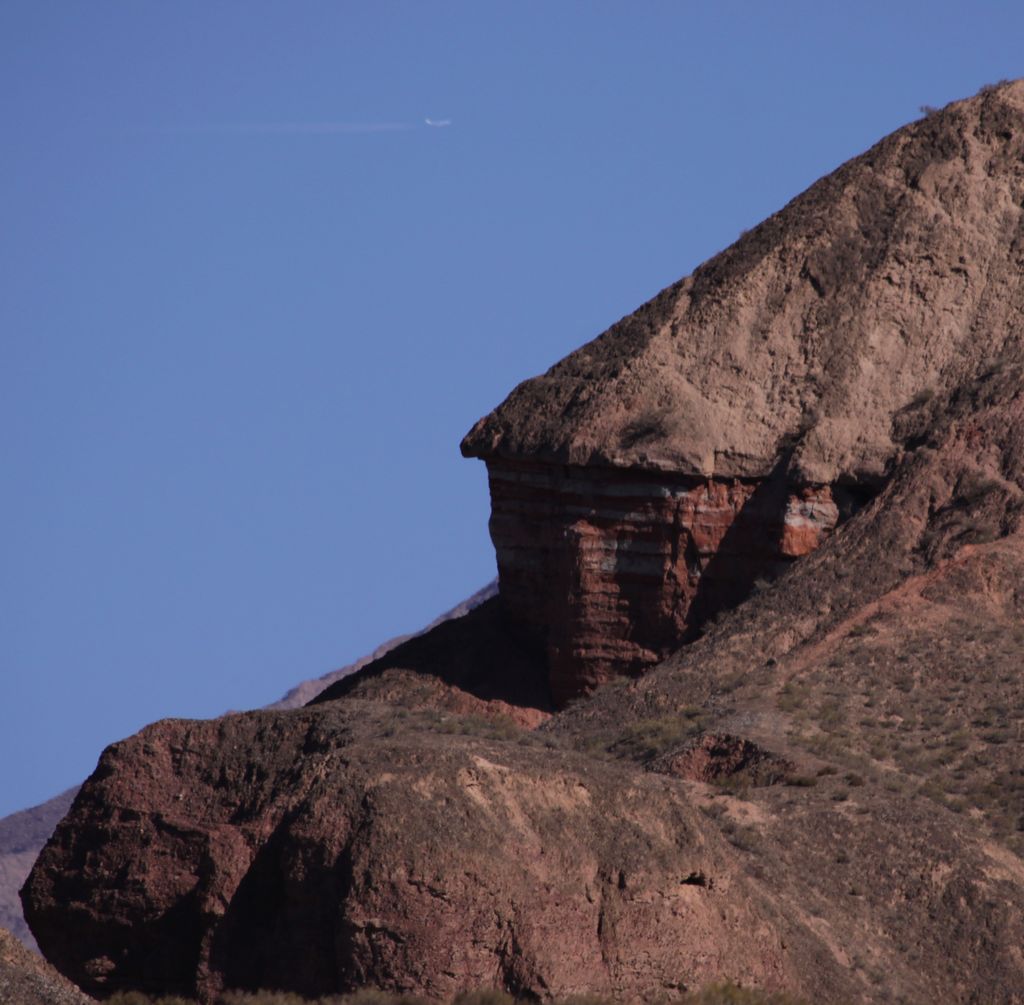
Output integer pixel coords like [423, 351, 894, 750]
[608, 712, 706, 762]
[452, 993, 517, 1005]
[682, 984, 807, 1004]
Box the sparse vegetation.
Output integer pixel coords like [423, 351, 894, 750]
[606, 710, 708, 763]
[107, 985, 807, 1005]
[434, 714, 522, 741]
[768, 601, 1024, 854]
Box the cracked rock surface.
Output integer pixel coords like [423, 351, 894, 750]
[23, 81, 1024, 1005]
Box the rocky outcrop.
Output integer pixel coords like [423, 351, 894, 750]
[463, 83, 1024, 484]
[23, 81, 1024, 1005]
[0, 587, 500, 956]
[21, 705, 852, 1003]
[648, 734, 793, 787]
[464, 80, 1024, 700]
[485, 458, 840, 703]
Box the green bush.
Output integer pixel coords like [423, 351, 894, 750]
[608, 712, 707, 762]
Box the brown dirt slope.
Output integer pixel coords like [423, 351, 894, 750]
[0, 788, 78, 953]
[463, 80, 1024, 486]
[0, 926, 93, 1005]
[22, 81, 1024, 1005]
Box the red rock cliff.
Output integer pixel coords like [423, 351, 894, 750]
[22, 79, 1024, 1005]
[482, 458, 839, 704]
[464, 80, 1024, 703]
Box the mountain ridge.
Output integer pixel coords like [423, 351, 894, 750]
[20, 80, 1024, 1003]
[0, 582, 497, 951]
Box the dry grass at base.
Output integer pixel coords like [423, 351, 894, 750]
[105, 982, 808, 1005]
[769, 602, 1024, 854]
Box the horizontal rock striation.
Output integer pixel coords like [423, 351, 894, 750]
[487, 459, 840, 703]
[465, 80, 1024, 700]
[24, 80, 1024, 1005]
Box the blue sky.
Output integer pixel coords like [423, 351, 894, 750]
[3, 1, 1023, 817]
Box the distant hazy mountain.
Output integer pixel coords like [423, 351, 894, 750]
[266, 580, 497, 710]
[0, 789, 78, 951]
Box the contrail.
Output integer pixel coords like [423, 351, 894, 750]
[163, 121, 416, 135]
[232, 122, 415, 134]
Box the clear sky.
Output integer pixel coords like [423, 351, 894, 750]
[2, 1, 1022, 818]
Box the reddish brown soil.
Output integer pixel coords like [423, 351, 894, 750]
[22, 81, 1024, 1005]
[0, 926, 93, 1005]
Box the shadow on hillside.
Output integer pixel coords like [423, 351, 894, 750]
[685, 453, 877, 638]
[684, 460, 791, 637]
[310, 598, 554, 714]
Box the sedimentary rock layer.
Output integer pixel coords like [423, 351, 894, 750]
[464, 80, 1024, 699]
[23, 80, 1024, 1005]
[487, 458, 838, 703]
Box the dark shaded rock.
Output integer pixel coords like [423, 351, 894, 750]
[269, 580, 498, 710]
[648, 734, 793, 787]
[463, 80, 1024, 699]
[313, 597, 553, 727]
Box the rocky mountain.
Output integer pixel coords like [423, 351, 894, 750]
[21, 80, 1024, 1003]
[461, 78, 1024, 702]
[0, 789, 78, 952]
[0, 584, 496, 953]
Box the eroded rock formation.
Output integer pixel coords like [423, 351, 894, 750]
[463, 79, 1024, 701]
[21, 706, 834, 1002]
[481, 458, 840, 702]
[22, 80, 1024, 1005]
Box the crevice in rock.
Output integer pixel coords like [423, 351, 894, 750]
[481, 456, 878, 704]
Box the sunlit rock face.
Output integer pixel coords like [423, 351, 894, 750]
[485, 458, 839, 704]
[24, 80, 1024, 1005]
[461, 80, 1024, 703]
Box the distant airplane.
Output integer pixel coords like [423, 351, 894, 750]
[425, 118, 452, 127]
